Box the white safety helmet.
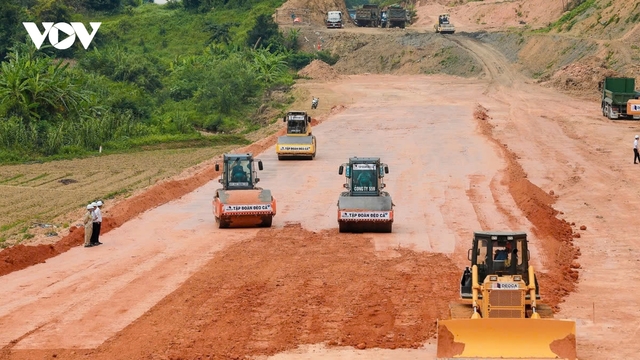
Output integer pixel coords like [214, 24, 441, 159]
[96, 200, 103, 206]
[87, 204, 94, 210]
[636, 135, 639, 139]
[90, 202, 98, 207]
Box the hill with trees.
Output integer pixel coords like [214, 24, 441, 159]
[0, 0, 337, 163]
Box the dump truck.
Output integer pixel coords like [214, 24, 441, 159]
[436, 231, 577, 359]
[435, 13, 455, 34]
[212, 153, 276, 228]
[325, 10, 344, 28]
[275, 111, 316, 160]
[355, 4, 379, 27]
[337, 157, 393, 233]
[385, 4, 406, 28]
[601, 77, 640, 120]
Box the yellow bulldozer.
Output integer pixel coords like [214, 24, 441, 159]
[212, 153, 276, 228]
[437, 231, 577, 359]
[275, 111, 316, 160]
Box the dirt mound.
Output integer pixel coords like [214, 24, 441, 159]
[298, 59, 342, 81]
[542, 56, 619, 100]
[14, 224, 460, 359]
[474, 104, 579, 310]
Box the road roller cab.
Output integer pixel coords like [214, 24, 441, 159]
[336, 157, 394, 233]
[212, 153, 276, 228]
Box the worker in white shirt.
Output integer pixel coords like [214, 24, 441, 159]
[90, 201, 103, 246]
[634, 135, 639, 164]
[83, 204, 95, 248]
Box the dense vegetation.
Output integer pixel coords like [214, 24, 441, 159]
[0, 0, 338, 163]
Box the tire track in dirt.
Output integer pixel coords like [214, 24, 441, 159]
[473, 104, 579, 309]
[450, 35, 580, 309]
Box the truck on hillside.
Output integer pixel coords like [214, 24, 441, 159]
[325, 11, 344, 28]
[355, 4, 380, 27]
[601, 77, 640, 120]
[385, 4, 406, 28]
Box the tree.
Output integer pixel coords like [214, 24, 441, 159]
[0, 43, 89, 125]
[204, 22, 238, 46]
[246, 14, 281, 50]
[251, 48, 288, 85]
[0, 2, 28, 60]
[86, 0, 122, 11]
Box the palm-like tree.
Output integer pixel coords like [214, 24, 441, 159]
[251, 48, 288, 85]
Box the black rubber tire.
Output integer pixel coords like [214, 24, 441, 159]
[216, 217, 230, 229]
[261, 217, 273, 228]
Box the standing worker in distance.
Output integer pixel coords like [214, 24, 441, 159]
[634, 135, 639, 164]
[83, 204, 94, 248]
[90, 201, 103, 246]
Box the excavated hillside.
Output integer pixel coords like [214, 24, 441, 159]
[281, 0, 640, 100]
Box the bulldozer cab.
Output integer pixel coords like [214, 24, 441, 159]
[215, 153, 263, 190]
[283, 111, 311, 136]
[338, 157, 389, 196]
[461, 231, 539, 299]
[439, 13, 450, 25]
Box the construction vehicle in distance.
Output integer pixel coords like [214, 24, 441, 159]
[325, 10, 344, 28]
[355, 4, 380, 27]
[436, 231, 577, 359]
[212, 153, 276, 228]
[385, 4, 407, 28]
[337, 157, 393, 233]
[434, 13, 455, 34]
[275, 111, 316, 160]
[600, 77, 640, 120]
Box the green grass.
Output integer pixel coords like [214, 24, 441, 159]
[0, 220, 23, 232]
[0, 174, 24, 184]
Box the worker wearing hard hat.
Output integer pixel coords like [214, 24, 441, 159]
[83, 204, 95, 248]
[90, 200, 104, 246]
[634, 135, 639, 164]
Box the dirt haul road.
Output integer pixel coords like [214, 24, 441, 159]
[1, 36, 640, 359]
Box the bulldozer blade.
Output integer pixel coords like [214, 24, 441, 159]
[436, 318, 576, 359]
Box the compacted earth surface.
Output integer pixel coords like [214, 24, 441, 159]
[2, 1, 640, 359]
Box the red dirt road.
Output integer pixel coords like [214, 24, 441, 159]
[1, 36, 638, 359]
